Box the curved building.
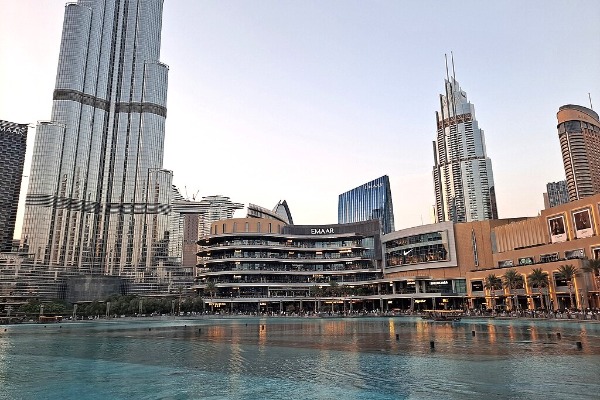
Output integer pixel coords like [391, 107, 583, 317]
[194, 219, 383, 313]
[557, 104, 600, 201]
[247, 200, 293, 225]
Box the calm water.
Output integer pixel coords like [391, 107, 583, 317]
[1, 316, 599, 400]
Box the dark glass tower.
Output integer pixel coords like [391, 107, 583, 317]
[338, 175, 395, 234]
[0, 121, 28, 252]
[21, 0, 171, 279]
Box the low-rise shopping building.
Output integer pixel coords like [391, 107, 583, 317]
[194, 219, 385, 313]
[467, 193, 600, 310]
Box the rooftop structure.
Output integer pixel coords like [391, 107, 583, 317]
[247, 200, 294, 225]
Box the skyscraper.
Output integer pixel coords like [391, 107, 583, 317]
[557, 104, 600, 201]
[432, 62, 498, 223]
[543, 180, 569, 209]
[0, 121, 28, 252]
[338, 175, 395, 234]
[21, 0, 170, 281]
[197, 196, 245, 237]
[170, 193, 244, 267]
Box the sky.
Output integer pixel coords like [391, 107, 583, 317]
[2, 0, 600, 238]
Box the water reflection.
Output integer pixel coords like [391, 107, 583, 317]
[1, 317, 599, 399]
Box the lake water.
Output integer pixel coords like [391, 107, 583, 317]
[1, 316, 599, 400]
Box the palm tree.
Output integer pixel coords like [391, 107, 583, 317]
[582, 258, 600, 279]
[503, 268, 524, 311]
[582, 258, 600, 308]
[556, 264, 579, 309]
[527, 268, 549, 310]
[204, 281, 217, 312]
[204, 281, 217, 299]
[328, 281, 340, 296]
[484, 274, 502, 313]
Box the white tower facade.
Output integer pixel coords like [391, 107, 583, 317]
[433, 68, 498, 223]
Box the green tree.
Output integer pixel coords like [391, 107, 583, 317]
[527, 268, 549, 310]
[557, 264, 579, 309]
[204, 281, 217, 299]
[328, 281, 339, 297]
[203, 281, 217, 312]
[582, 258, 600, 308]
[313, 286, 325, 297]
[484, 274, 502, 313]
[503, 268, 524, 311]
[18, 299, 42, 315]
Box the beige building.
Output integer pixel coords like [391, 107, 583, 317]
[467, 193, 600, 310]
[381, 219, 519, 310]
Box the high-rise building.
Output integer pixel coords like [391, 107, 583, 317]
[0, 121, 28, 252]
[338, 175, 395, 234]
[171, 193, 244, 267]
[543, 180, 569, 209]
[557, 104, 600, 201]
[432, 65, 498, 223]
[21, 0, 171, 282]
[196, 196, 245, 238]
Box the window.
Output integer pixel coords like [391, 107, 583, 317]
[565, 249, 584, 259]
[518, 257, 534, 266]
[540, 253, 559, 263]
[564, 121, 581, 133]
[471, 280, 483, 292]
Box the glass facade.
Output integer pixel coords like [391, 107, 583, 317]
[433, 76, 498, 223]
[0, 121, 28, 252]
[338, 175, 395, 234]
[384, 231, 449, 267]
[21, 1, 172, 282]
[545, 180, 569, 208]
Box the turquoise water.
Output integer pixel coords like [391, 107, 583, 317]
[1, 317, 599, 399]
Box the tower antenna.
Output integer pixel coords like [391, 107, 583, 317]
[444, 53, 450, 81]
[589, 93, 594, 110]
[451, 51, 456, 82]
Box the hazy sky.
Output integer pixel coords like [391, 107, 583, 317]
[2, 0, 599, 237]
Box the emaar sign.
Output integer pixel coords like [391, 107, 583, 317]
[310, 228, 334, 235]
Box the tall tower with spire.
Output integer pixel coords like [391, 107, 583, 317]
[21, 0, 171, 282]
[432, 55, 498, 223]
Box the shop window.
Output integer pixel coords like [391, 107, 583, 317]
[471, 280, 483, 292]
